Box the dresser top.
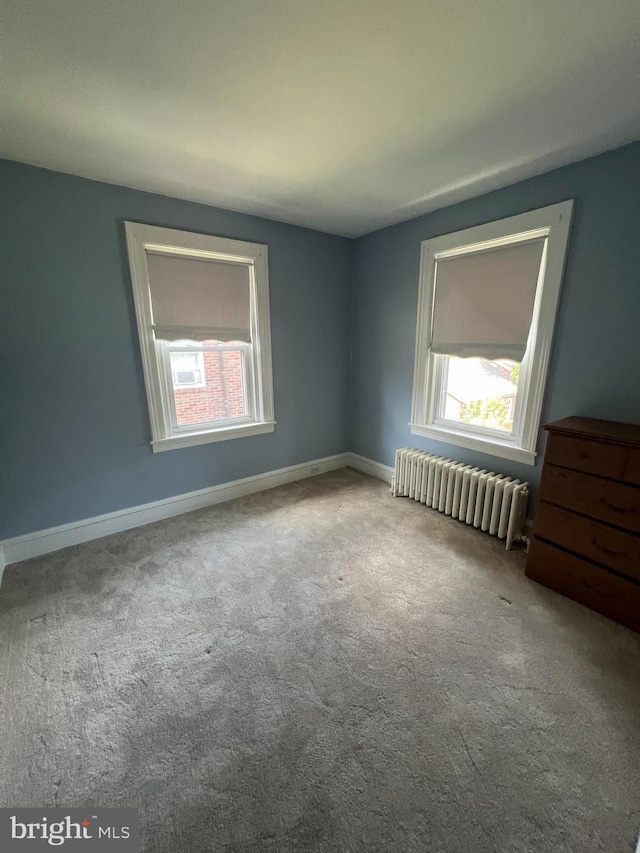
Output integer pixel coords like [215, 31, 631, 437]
[545, 416, 640, 447]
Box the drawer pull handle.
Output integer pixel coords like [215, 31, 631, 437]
[601, 498, 634, 514]
[593, 540, 619, 557]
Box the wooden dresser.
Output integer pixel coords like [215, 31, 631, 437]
[525, 417, 640, 633]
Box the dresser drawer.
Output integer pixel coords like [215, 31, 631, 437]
[534, 502, 640, 581]
[525, 537, 640, 633]
[625, 450, 640, 486]
[539, 465, 640, 534]
[545, 432, 640, 485]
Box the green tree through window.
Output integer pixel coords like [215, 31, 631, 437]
[460, 396, 510, 428]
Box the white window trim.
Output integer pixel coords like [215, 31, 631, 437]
[410, 200, 574, 466]
[125, 222, 275, 452]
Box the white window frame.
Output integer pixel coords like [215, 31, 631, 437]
[410, 200, 574, 466]
[125, 222, 275, 453]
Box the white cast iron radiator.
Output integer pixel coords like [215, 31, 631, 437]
[392, 448, 529, 550]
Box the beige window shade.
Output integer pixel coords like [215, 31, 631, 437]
[146, 252, 251, 342]
[430, 239, 545, 361]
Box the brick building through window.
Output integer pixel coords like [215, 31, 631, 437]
[170, 341, 247, 427]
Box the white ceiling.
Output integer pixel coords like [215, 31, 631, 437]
[3, 0, 639, 237]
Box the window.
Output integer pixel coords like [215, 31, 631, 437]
[170, 350, 205, 388]
[166, 342, 251, 428]
[125, 223, 275, 452]
[410, 200, 573, 465]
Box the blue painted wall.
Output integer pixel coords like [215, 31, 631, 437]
[1, 161, 351, 538]
[350, 142, 640, 510]
[3, 143, 638, 539]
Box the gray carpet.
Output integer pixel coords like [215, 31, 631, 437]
[1, 468, 639, 852]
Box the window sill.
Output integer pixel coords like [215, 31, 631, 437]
[409, 422, 537, 466]
[151, 421, 275, 453]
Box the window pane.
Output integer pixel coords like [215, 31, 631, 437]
[173, 352, 200, 370]
[176, 371, 197, 384]
[171, 345, 249, 427]
[169, 351, 205, 387]
[442, 357, 519, 433]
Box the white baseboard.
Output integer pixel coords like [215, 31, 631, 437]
[347, 452, 394, 484]
[0, 453, 350, 572]
[0, 449, 533, 579]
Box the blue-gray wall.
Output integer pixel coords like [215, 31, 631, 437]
[1, 161, 351, 539]
[3, 143, 639, 539]
[350, 142, 640, 510]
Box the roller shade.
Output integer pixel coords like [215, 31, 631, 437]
[430, 239, 545, 361]
[146, 252, 251, 342]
